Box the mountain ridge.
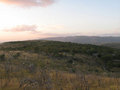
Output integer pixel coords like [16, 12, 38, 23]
[42, 36, 120, 45]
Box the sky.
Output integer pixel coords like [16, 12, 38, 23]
[0, 0, 120, 42]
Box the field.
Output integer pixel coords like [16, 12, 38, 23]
[0, 40, 119, 90]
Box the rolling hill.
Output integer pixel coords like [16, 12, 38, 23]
[0, 40, 120, 90]
[0, 40, 120, 72]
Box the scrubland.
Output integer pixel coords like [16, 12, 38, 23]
[0, 40, 119, 90]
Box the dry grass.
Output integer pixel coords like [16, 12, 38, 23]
[0, 51, 119, 90]
[0, 71, 119, 90]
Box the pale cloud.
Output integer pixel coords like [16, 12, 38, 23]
[39, 24, 65, 33]
[3, 24, 65, 34]
[44, 25, 64, 30]
[0, 0, 55, 7]
[40, 33, 81, 37]
[4, 25, 38, 33]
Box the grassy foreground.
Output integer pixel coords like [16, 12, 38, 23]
[0, 40, 119, 90]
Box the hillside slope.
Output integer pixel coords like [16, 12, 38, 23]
[0, 40, 120, 90]
[0, 40, 120, 72]
[103, 43, 120, 49]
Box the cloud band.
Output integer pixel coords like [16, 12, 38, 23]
[0, 0, 55, 7]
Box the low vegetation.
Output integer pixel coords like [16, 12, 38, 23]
[0, 40, 119, 90]
[103, 43, 120, 49]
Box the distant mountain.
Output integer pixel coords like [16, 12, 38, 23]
[42, 36, 120, 45]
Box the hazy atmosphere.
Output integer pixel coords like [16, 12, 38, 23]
[0, 0, 120, 42]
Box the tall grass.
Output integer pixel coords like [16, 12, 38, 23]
[0, 51, 119, 90]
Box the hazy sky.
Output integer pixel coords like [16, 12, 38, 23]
[0, 0, 120, 42]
